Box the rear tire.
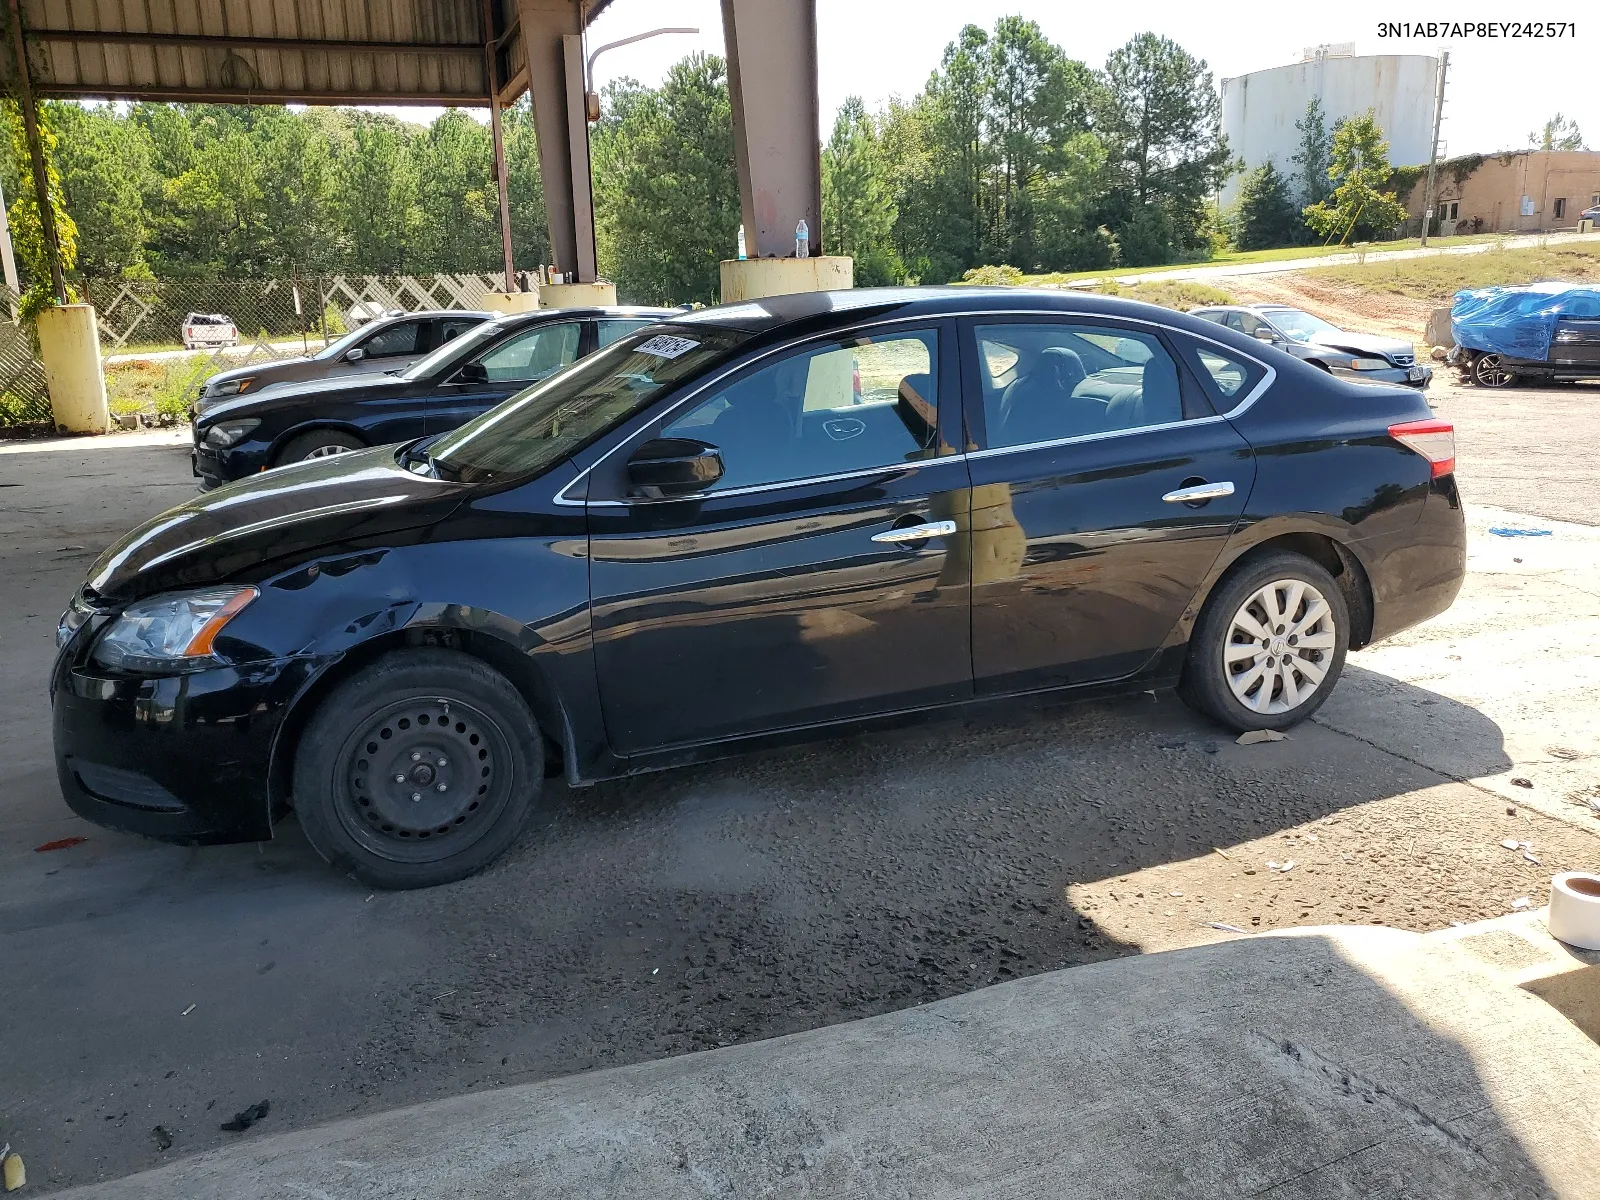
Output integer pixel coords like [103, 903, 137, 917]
[1179, 552, 1350, 733]
[276, 429, 365, 466]
[1471, 352, 1516, 388]
[292, 649, 542, 889]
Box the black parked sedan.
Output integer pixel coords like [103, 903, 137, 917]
[191, 306, 673, 487]
[55, 288, 1464, 888]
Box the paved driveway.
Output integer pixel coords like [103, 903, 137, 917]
[3, 400, 1598, 1192]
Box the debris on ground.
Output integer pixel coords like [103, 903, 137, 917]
[220, 1100, 270, 1133]
[1511, 897, 1533, 910]
[150, 1126, 172, 1152]
[1501, 838, 1522, 850]
[180, 1004, 195, 1017]
[1205, 922, 1246, 933]
[1488, 527, 1553, 537]
[1237, 730, 1287, 745]
[1548, 746, 1582, 761]
[1511, 778, 1534, 789]
[1, 1144, 23, 1192]
[33, 836, 87, 852]
[1266, 860, 1297, 873]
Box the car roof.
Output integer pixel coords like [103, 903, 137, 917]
[491, 305, 679, 327]
[668, 286, 1247, 343]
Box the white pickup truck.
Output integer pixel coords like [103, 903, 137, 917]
[181, 312, 238, 350]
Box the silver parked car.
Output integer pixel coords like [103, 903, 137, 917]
[194, 310, 493, 415]
[1189, 304, 1431, 389]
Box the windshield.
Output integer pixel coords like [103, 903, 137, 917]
[428, 325, 750, 485]
[312, 324, 373, 361]
[400, 319, 505, 380]
[1268, 309, 1343, 343]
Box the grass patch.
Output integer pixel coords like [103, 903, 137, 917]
[1014, 233, 1515, 286]
[1096, 279, 1235, 311]
[106, 355, 220, 420]
[1306, 241, 1600, 305]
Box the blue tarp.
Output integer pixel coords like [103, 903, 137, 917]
[1451, 282, 1600, 361]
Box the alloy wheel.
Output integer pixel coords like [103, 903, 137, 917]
[1222, 579, 1337, 715]
[305, 442, 355, 459]
[1473, 353, 1514, 388]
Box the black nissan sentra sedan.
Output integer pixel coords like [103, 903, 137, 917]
[191, 305, 674, 488]
[54, 288, 1465, 889]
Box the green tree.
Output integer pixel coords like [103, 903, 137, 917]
[1096, 32, 1232, 263]
[1303, 111, 1408, 244]
[822, 97, 900, 284]
[1290, 97, 1331, 208]
[336, 114, 422, 273]
[502, 99, 551, 273]
[591, 54, 739, 304]
[45, 102, 153, 280]
[1230, 161, 1301, 250]
[0, 100, 79, 322]
[1531, 113, 1584, 151]
[254, 108, 342, 272]
[412, 109, 499, 271]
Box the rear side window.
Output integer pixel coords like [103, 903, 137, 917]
[598, 319, 654, 347]
[1175, 335, 1266, 409]
[364, 320, 424, 358]
[974, 323, 1192, 449]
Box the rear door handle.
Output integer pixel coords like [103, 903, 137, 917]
[1162, 481, 1235, 504]
[872, 519, 957, 544]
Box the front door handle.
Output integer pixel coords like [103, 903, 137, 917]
[1162, 481, 1235, 504]
[872, 519, 957, 544]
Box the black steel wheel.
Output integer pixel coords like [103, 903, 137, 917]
[292, 648, 542, 888]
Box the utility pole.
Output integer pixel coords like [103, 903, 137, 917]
[1418, 50, 1450, 248]
[483, 0, 516, 289]
[7, 0, 65, 303]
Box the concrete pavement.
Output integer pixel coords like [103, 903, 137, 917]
[51, 913, 1600, 1199]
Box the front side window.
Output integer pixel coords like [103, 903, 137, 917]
[976, 323, 1188, 449]
[660, 328, 942, 492]
[428, 326, 749, 485]
[363, 320, 424, 358]
[476, 322, 582, 383]
[438, 317, 480, 344]
[1266, 309, 1342, 343]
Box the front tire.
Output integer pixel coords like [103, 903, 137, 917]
[292, 649, 543, 889]
[1179, 552, 1350, 733]
[276, 429, 365, 466]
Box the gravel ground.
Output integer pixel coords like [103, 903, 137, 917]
[3, 401, 1599, 1190]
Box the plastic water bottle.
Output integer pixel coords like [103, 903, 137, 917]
[736, 225, 747, 261]
[795, 219, 810, 259]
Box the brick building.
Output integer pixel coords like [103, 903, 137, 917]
[1403, 150, 1600, 236]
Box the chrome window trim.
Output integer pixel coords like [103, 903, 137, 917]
[555, 308, 1275, 507]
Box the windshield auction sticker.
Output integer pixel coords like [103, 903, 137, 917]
[636, 335, 700, 359]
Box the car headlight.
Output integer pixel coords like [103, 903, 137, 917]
[56, 594, 94, 649]
[206, 377, 255, 399]
[203, 418, 261, 447]
[1346, 357, 1391, 371]
[90, 587, 258, 672]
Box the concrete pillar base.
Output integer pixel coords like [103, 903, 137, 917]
[539, 282, 617, 308]
[720, 256, 853, 302]
[37, 303, 109, 435]
[481, 291, 542, 315]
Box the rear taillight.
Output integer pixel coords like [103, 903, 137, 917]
[1389, 418, 1455, 478]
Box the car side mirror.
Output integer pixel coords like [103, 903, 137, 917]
[455, 361, 488, 384]
[345, 347, 365, 362]
[1253, 328, 1277, 343]
[626, 438, 724, 497]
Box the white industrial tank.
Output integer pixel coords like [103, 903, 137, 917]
[1220, 49, 1439, 204]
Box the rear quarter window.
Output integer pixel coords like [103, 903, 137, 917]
[1172, 333, 1266, 409]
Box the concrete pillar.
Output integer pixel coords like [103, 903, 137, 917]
[481, 290, 542, 314]
[37, 304, 109, 434]
[516, 0, 598, 283]
[721, 0, 823, 259]
[719, 256, 852, 303]
[539, 281, 617, 308]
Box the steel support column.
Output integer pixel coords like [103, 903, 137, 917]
[516, 0, 597, 283]
[721, 0, 822, 259]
